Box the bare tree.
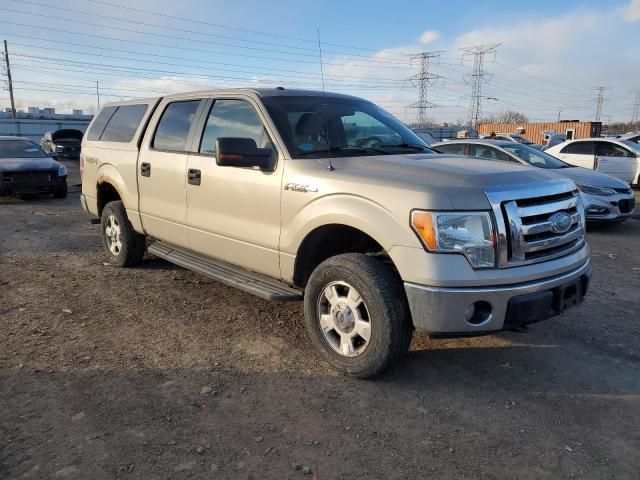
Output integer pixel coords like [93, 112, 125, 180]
[494, 110, 529, 124]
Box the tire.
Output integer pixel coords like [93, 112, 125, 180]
[304, 253, 413, 378]
[53, 182, 68, 199]
[100, 200, 146, 267]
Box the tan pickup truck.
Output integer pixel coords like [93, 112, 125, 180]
[80, 88, 591, 378]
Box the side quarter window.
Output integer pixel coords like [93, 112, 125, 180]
[199, 99, 273, 156]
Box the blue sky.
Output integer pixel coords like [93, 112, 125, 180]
[1, 0, 639, 124]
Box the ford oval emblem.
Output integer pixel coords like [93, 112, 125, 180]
[549, 212, 572, 234]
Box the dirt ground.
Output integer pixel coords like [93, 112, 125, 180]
[1, 162, 639, 479]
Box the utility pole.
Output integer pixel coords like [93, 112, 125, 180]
[96, 80, 100, 111]
[592, 86, 609, 122]
[2, 40, 16, 119]
[557, 109, 562, 122]
[631, 89, 640, 124]
[405, 51, 443, 128]
[460, 43, 500, 131]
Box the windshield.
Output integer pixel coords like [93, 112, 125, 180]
[622, 140, 640, 152]
[0, 139, 48, 159]
[502, 144, 571, 169]
[261, 95, 434, 158]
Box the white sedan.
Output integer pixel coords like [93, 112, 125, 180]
[544, 137, 640, 185]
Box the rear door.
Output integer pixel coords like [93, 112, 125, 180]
[594, 141, 637, 183]
[556, 141, 595, 169]
[137, 98, 205, 248]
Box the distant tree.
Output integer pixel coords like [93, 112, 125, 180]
[494, 110, 529, 124]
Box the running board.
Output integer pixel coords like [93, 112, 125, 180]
[148, 242, 303, 302]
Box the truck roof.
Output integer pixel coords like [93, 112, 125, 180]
[101, 87, 367, 108]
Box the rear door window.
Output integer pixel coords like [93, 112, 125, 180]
[560, 141, 594, 155]
[468, 145, 512, 162]
[99, 104, 149, 143]
[595, 142, 633, 157]
[87, 106, 117, 141]
[152, 100, 201, 152]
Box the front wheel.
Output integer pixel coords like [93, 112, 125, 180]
[304, 253, 412, 378]
[100, 200, 146, 267]
[53, 182, 67, 199]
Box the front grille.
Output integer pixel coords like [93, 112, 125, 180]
[1, 170, 58, 185]
[486, 185, 585, 268]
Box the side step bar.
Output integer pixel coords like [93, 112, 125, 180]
[148, 242, 303, 302]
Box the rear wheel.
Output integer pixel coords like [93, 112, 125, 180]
[304, 253, 412, 378]
[100, 200, 146, 267]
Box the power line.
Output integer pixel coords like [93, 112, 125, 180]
[460, 43, 500, 129]
[405, 51, 444, 127]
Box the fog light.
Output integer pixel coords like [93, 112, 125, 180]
[464, 301, 492, 325]
[586, 206, 609, 215]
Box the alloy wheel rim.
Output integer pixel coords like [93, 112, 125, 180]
[317, 281, 371, 357]
[104, 214, 122, 256]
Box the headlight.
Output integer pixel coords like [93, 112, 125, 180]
[411, 211, 495, 268]
[576, 184, 615, 196]
[58, 164, 68, 177]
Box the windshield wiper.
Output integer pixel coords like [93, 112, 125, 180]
[296, 146, 390, 157]
[378, 143, 430, 152]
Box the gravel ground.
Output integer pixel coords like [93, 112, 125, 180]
[1, 162, 639, 479]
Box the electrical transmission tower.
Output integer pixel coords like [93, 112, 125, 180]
[460, 43, 500, 131]
[405, 51, 443, 128]
[631, 89, 640, 124]
[592, 86, 610, 122]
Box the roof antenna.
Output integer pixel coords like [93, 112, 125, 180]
[317, 27, 334, 171]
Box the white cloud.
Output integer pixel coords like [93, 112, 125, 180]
[624, 0, 640, 21]
[418, 30, 441, 44]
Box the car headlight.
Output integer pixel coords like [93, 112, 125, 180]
[411, 211, 495, 268]
[576, 184, 615, 196]
[58, 164, 68, 177]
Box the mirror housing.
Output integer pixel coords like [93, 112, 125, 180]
[216, 137, 274, 170]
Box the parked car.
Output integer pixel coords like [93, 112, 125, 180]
[80, 88, 590, 378]
[617, 131, 640, 145]
[544, 138, 640, 185]
[480, 133, 543, 150]
[542, 133, 566, 151]
[432, 139, 635, 222]
[411, 128, 437, 145]
[41, 129, 83, 160]
[0, 136, 68, 198]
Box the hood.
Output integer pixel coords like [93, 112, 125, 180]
[549, 166, 629, 188]
[317, 153, 576, 210]
[0, 157, 62, 173]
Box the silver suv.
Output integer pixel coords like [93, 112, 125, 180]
[80, 88, 591, 377]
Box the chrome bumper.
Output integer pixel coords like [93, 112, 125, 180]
[404, 259, 592, 334]
[79, 193, 89, 214]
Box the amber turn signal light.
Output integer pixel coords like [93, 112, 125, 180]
[411, 211, 436, 250]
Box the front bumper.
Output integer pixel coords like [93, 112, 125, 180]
[582, 191, 635, 222]
[404, 259, 591, 335]
[0, 174, 66, 196]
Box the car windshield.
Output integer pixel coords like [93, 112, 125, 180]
[0, 139, 48, 159]
[261, 95, 434, 158]
[502, 144, 572, 169]
[622, 140, 640, 152]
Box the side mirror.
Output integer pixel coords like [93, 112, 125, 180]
[216, 137, 274, 170]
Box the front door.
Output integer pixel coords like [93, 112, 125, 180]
[138, 99, 203, 248]
[185, 97, 283, 278]
[557, 140, 595, 169]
